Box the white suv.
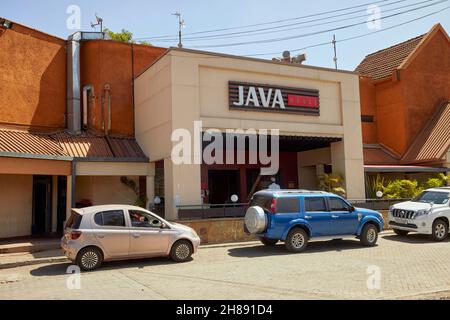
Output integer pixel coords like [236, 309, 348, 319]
[388, 187, 450, 241]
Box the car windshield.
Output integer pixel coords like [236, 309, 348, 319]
[412, 191, 450, 205]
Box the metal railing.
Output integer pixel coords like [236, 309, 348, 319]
[177, 198, 410, 220]
[177, 203, 248, 220]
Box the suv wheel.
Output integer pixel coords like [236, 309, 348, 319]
[170, 240, 193, 262]
[430, 219, 448, 242]
[360, 224, 378, 246]
[285, 228, 308, 252]
[76, 247, 103, 271]
[393, 229, 409, 237]
[259, 237, 278, 246]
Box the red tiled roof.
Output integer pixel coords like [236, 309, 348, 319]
[401, 101, 450, 164]
[363, 144, 400, 165]
[355, 34, 425, 80]
[0, 128, 147, 160]
[0, 129, 67, 157]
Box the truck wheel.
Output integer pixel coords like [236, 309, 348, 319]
[76, 247, 103, 271]
[430, 219, 448, 242]
[285, 228, 308, 253]
[259, 237, 278, 246]
[360, 224, 378, 247]
[393, 229, 409, 237]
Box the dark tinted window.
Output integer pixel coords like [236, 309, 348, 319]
[250, 195, 272, 212]
[65, 211, 83, 229]
[94, 212, 103, 225]
[276, 197, 299, 213]
[305, 197, 327, 212]
[94, 210, 125, 227]
[329, 198, 351, 211]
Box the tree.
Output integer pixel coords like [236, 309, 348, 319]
[104, 28, 151, 46]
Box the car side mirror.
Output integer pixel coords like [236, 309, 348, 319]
[350, 206, 355, 212]
[160, 222, 167, 229]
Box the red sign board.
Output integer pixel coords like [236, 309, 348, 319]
[287, 95, 319, 109]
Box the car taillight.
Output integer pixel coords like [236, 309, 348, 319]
[270, 198, 277, 213]
[70, 231, 82, 240]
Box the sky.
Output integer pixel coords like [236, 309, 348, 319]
[1, 0, 449, 70]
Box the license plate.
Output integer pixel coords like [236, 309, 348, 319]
[394, 218, 408, 225]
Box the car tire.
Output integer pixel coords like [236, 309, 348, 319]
[393, 229, 409, 237]
[76, 247, 103, 271]
[429, 219, 448, 242]
[360, 224, 378, 247]
[170, 240, 193, 262]
[259, 237, 278, 246]
[285, 228, 308, 253]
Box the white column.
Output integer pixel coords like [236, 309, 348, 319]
[164, 158, 202, 220]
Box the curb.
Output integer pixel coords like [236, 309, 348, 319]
[0, 256, 69, 270]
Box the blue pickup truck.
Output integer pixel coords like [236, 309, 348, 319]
[245, 190, 384, 252]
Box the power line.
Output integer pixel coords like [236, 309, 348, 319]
[243, 5, 448, 58]
[188, 0, 447, 48]
[148, 0, 414, 42]
[135, 0, 395, 40]
[164, 0, 435, 42]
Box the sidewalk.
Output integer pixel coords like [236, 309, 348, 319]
[0, 249, 68, 270]
[0, 240, 257, 270]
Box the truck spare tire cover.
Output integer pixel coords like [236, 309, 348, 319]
[245, 206, 268, 234]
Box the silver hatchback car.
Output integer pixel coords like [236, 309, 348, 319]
[61, 205, 200, 271]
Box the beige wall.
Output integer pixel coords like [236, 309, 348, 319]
[135, 49, 366, 218]
[0, 174, 33, 238]
[75, 176, 138, 206]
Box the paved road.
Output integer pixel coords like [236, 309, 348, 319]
[0, 231, 449, 300]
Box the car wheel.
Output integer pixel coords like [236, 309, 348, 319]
[360, 224, 378, 247]
[430, 219, 448, 242]
[393, 229, 409, 237]
[285, 228, 308, 253]
[76, 247, 103, 271]
[170, 240, 193, 262]
[259, 237, 278, 246]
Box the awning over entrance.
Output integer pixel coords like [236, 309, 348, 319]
[364, 165, 449, 173]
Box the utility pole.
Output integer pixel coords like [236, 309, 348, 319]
[172, 11, 185, 48]
[332, 34, 338, 70]
[91, 13, 103, 33]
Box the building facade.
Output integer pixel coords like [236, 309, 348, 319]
[0, 18, 166, 238]
[356, 23, 450, 184]
[135, 48, 366, 220]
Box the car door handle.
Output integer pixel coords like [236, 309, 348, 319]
[132, 233, 141, 238]
[97, 234, 105, 239]
[304, 216, 312, 219]
[331, 215, 339, 218]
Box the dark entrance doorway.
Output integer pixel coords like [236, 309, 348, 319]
[208, 170, 240, 204]
[56, 176, 67, 233]
[32, 175, 52, 234]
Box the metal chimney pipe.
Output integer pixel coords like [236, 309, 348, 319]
[67, 31, 106, 134]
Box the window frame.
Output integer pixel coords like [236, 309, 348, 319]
[92, 210, 127, 228]
[303, 196, 329, 213]
[127, 209, 166, 229]
[275, 196, 300, 214]
[327, 197, 352, 212]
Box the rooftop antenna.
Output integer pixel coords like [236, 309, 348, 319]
[172, 11, 185, 48]
[332, 34, 338, 70]
[90, 13, 103, 33]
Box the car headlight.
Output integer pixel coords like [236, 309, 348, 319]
[415, 209, 431, 217]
